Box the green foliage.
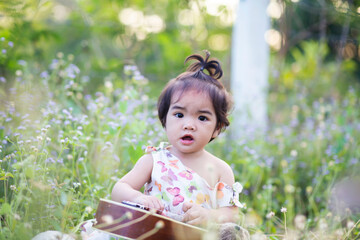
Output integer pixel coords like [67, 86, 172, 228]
[1, 38, 360, 239]
[269, 41, 360, 126]
[1, 1, 360, 239]
[0, 51, 166, 238]
[0, 0, 235, 98]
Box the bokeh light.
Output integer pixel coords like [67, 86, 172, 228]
[267, 0, 283, 19]
[53, 4, 70, 22]
[208, 34, 230, 51]
[118, 8, 144, 28]
[265, 29, 282, 50]
[118, 8, 165, 40]
[178, 9, 195, 26]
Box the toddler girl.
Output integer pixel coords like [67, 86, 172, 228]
[111, 51, 245, 228]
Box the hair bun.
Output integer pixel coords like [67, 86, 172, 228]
[184, 50, 223, 80]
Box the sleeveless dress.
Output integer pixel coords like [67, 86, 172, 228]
[144, 142, 244, 221]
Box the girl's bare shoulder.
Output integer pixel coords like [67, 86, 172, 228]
[206, 152, 235, 184]
[136, 152, 154, 166]
[129, 152, 154, 172]
[205, 151, 229, 168]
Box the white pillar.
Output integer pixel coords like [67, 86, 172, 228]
[231, 0, 270, 138]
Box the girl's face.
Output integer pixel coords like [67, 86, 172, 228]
[165, 89, 219, 156]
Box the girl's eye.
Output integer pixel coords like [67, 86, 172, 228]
[175, 113, 184, 118]
[198, 116, 208, 121]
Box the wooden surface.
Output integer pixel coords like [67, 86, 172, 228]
[94, 199, 206, 240]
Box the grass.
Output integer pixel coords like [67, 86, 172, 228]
[1, 47, 360, 239]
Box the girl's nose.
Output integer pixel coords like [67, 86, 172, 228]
[183, 122, 196, 131]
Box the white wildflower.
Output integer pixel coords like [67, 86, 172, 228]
[155, 220, 165, 229]
[266, 211, 275, 219]
[290, 149, 298, 157]
[14, 213, 21, 220]
[347, 220, 355, 229]
[85, 206, 93, 213]
[294, 214, 306, 230]
[233, 182, 243, 193]
[318, 218, 328, 230]
[102, 215, 114, 224]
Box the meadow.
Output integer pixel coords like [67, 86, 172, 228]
[0, 37, 360, 240]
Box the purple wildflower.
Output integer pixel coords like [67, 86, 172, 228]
[18, 60, 26, 66]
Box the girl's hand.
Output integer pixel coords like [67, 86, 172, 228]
[182, 202, 211, 226]
[133, 195, 164, 212]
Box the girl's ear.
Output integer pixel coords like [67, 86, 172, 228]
[209, 128, 220, 142]
[211, 127, 221, 139]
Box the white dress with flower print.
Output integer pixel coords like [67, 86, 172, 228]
[144, 143, 243, 221]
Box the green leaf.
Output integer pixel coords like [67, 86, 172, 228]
[25, 167, 34, 178]
[60, 192, 68, 206]
[118, 101, 128, 113]
[0, 172, 14, 180]
[0, 203, 11, 214]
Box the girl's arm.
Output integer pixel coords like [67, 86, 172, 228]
[182, 203, 238, 226]
[111, 153, 164, 211]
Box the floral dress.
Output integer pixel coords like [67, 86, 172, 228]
[144, 142, 244, 221]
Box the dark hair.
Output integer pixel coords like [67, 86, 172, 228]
[157, 50, 232, 136]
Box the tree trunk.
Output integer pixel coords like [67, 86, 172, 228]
[230, 0, 270, 138]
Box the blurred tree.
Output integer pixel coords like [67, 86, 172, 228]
[231, 0, 270, 138]
[0, 0, 359, 99]
[272, 0, 360, 91]
[0, 0, 237, 96]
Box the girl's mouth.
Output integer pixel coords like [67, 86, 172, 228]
[180, 135, 194, 145]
